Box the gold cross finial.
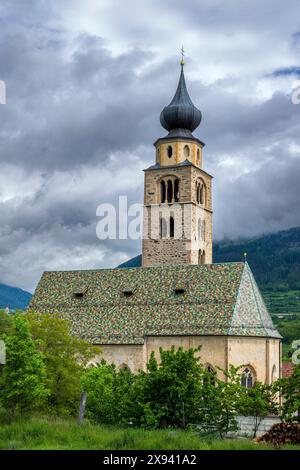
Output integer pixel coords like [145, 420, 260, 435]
[180, 45, 185, 66]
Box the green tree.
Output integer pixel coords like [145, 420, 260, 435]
[26, 312, 97, 415]
[131, 347, 203, 428]
[81, 360, 134, 425]
[238, 381, 277, 438]
[198, 365, 243, 437]
[0, 309, 13, 338]
[276, 364, 300, 423]
[0, 315, 49, 413]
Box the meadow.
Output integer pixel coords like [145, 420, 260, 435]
[0, 415, 300, 450]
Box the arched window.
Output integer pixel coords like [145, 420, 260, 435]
[167, 145, 173, 158]
[156, 147, 160, 162]
[205, 365, 216, 386]
[200, 185, 204, 204]
[201, 251, 205, 264]
[184, 145, 190, 158]
[119, 363, 130, 371]
[170, 216, 175, 238]
[198, 249, 202, 264]
[167, 180, 173, 203]
[160, 217, 168, 238]
[197, 148, 200, 164]
[160, 180, 166, 203]
[241, 367, 255, 388]
[174, 178, 179, 202]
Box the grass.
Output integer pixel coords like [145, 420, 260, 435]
[0, 415, 300, 450]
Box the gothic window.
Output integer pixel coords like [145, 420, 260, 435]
[160, 180, 166, 203]
[200, 185, 204, 204]
[174, 178, 179, 202]
[167, 180, 173, 203]
[167, 145, 173, 158]
[160, 217, 168, 238]
[201, 250, 205, 264]
[170, 216, 175, 238]
[205, 365, 216, 386]
[184, 145, 190, 158]
[241, 367, 255, 389]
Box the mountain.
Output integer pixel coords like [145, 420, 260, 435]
[0, 283, 32, 310]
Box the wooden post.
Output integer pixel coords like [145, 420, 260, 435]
[78, 390, 87, 425]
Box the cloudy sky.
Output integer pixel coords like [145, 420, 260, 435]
[0, 0, 300, 292]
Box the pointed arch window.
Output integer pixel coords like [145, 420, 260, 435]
[241, 367, 255, 389]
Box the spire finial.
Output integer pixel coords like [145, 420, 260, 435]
[243, 252, 248, 263]
[180, 45, 185, 66]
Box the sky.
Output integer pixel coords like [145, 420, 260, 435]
[0, 0, 300, 292]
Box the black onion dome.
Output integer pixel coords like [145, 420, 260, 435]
[160, 65, 202, 133]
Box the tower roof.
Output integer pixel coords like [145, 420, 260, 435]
[160, 63, 202, 136]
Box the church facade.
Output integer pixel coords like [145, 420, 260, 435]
[30, 61, 281, 386]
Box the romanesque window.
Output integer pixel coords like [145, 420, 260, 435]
[174, 178, 179, 202]
[196, 179, 206, 206]
[184, 145, 190, 158]
[241, 367, 255, 388]
[160, 217, 168, 238]
[159, 177, 180, 204]
[119, 363, 130, 371]
[170, 216, 175, 238]
[160, 180, 166, 203]
[167, 145, 173, 158]
[167, 180, 173, 203]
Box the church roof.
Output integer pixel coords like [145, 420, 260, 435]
[29, 262, 280, 344]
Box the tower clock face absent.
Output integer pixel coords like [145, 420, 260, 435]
[142, 63, 212, 267]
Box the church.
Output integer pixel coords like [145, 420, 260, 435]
[30, 59, 281, 387]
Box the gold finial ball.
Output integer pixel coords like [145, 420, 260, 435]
[180, 59, 185, 66]
[244, 252, 248, 259]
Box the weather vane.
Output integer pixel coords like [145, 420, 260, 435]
[180, 45, 185, 66]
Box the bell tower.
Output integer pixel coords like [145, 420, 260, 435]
[142, 58, 213, 267]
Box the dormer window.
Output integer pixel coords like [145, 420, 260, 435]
[174, 288, 185, 295]
[73, 286, 87, 298]
[122, 290, 133, 297]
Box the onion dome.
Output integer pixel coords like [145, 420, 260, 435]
[160, 64, 202, 134]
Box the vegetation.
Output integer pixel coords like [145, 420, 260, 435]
[1, 311, 300, 450]
[1, 414, 292, 450]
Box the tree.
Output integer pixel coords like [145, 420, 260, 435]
[238, 381, 278, 438]
[26, 312, 97, 415]
[131, 347, 203, 428]
[81, 360, 134, 425]
[0, 315, 49, 412]
[0, 309, 13, 338]
[276, 364, 300, 423]
[198, 365, 243, 437]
